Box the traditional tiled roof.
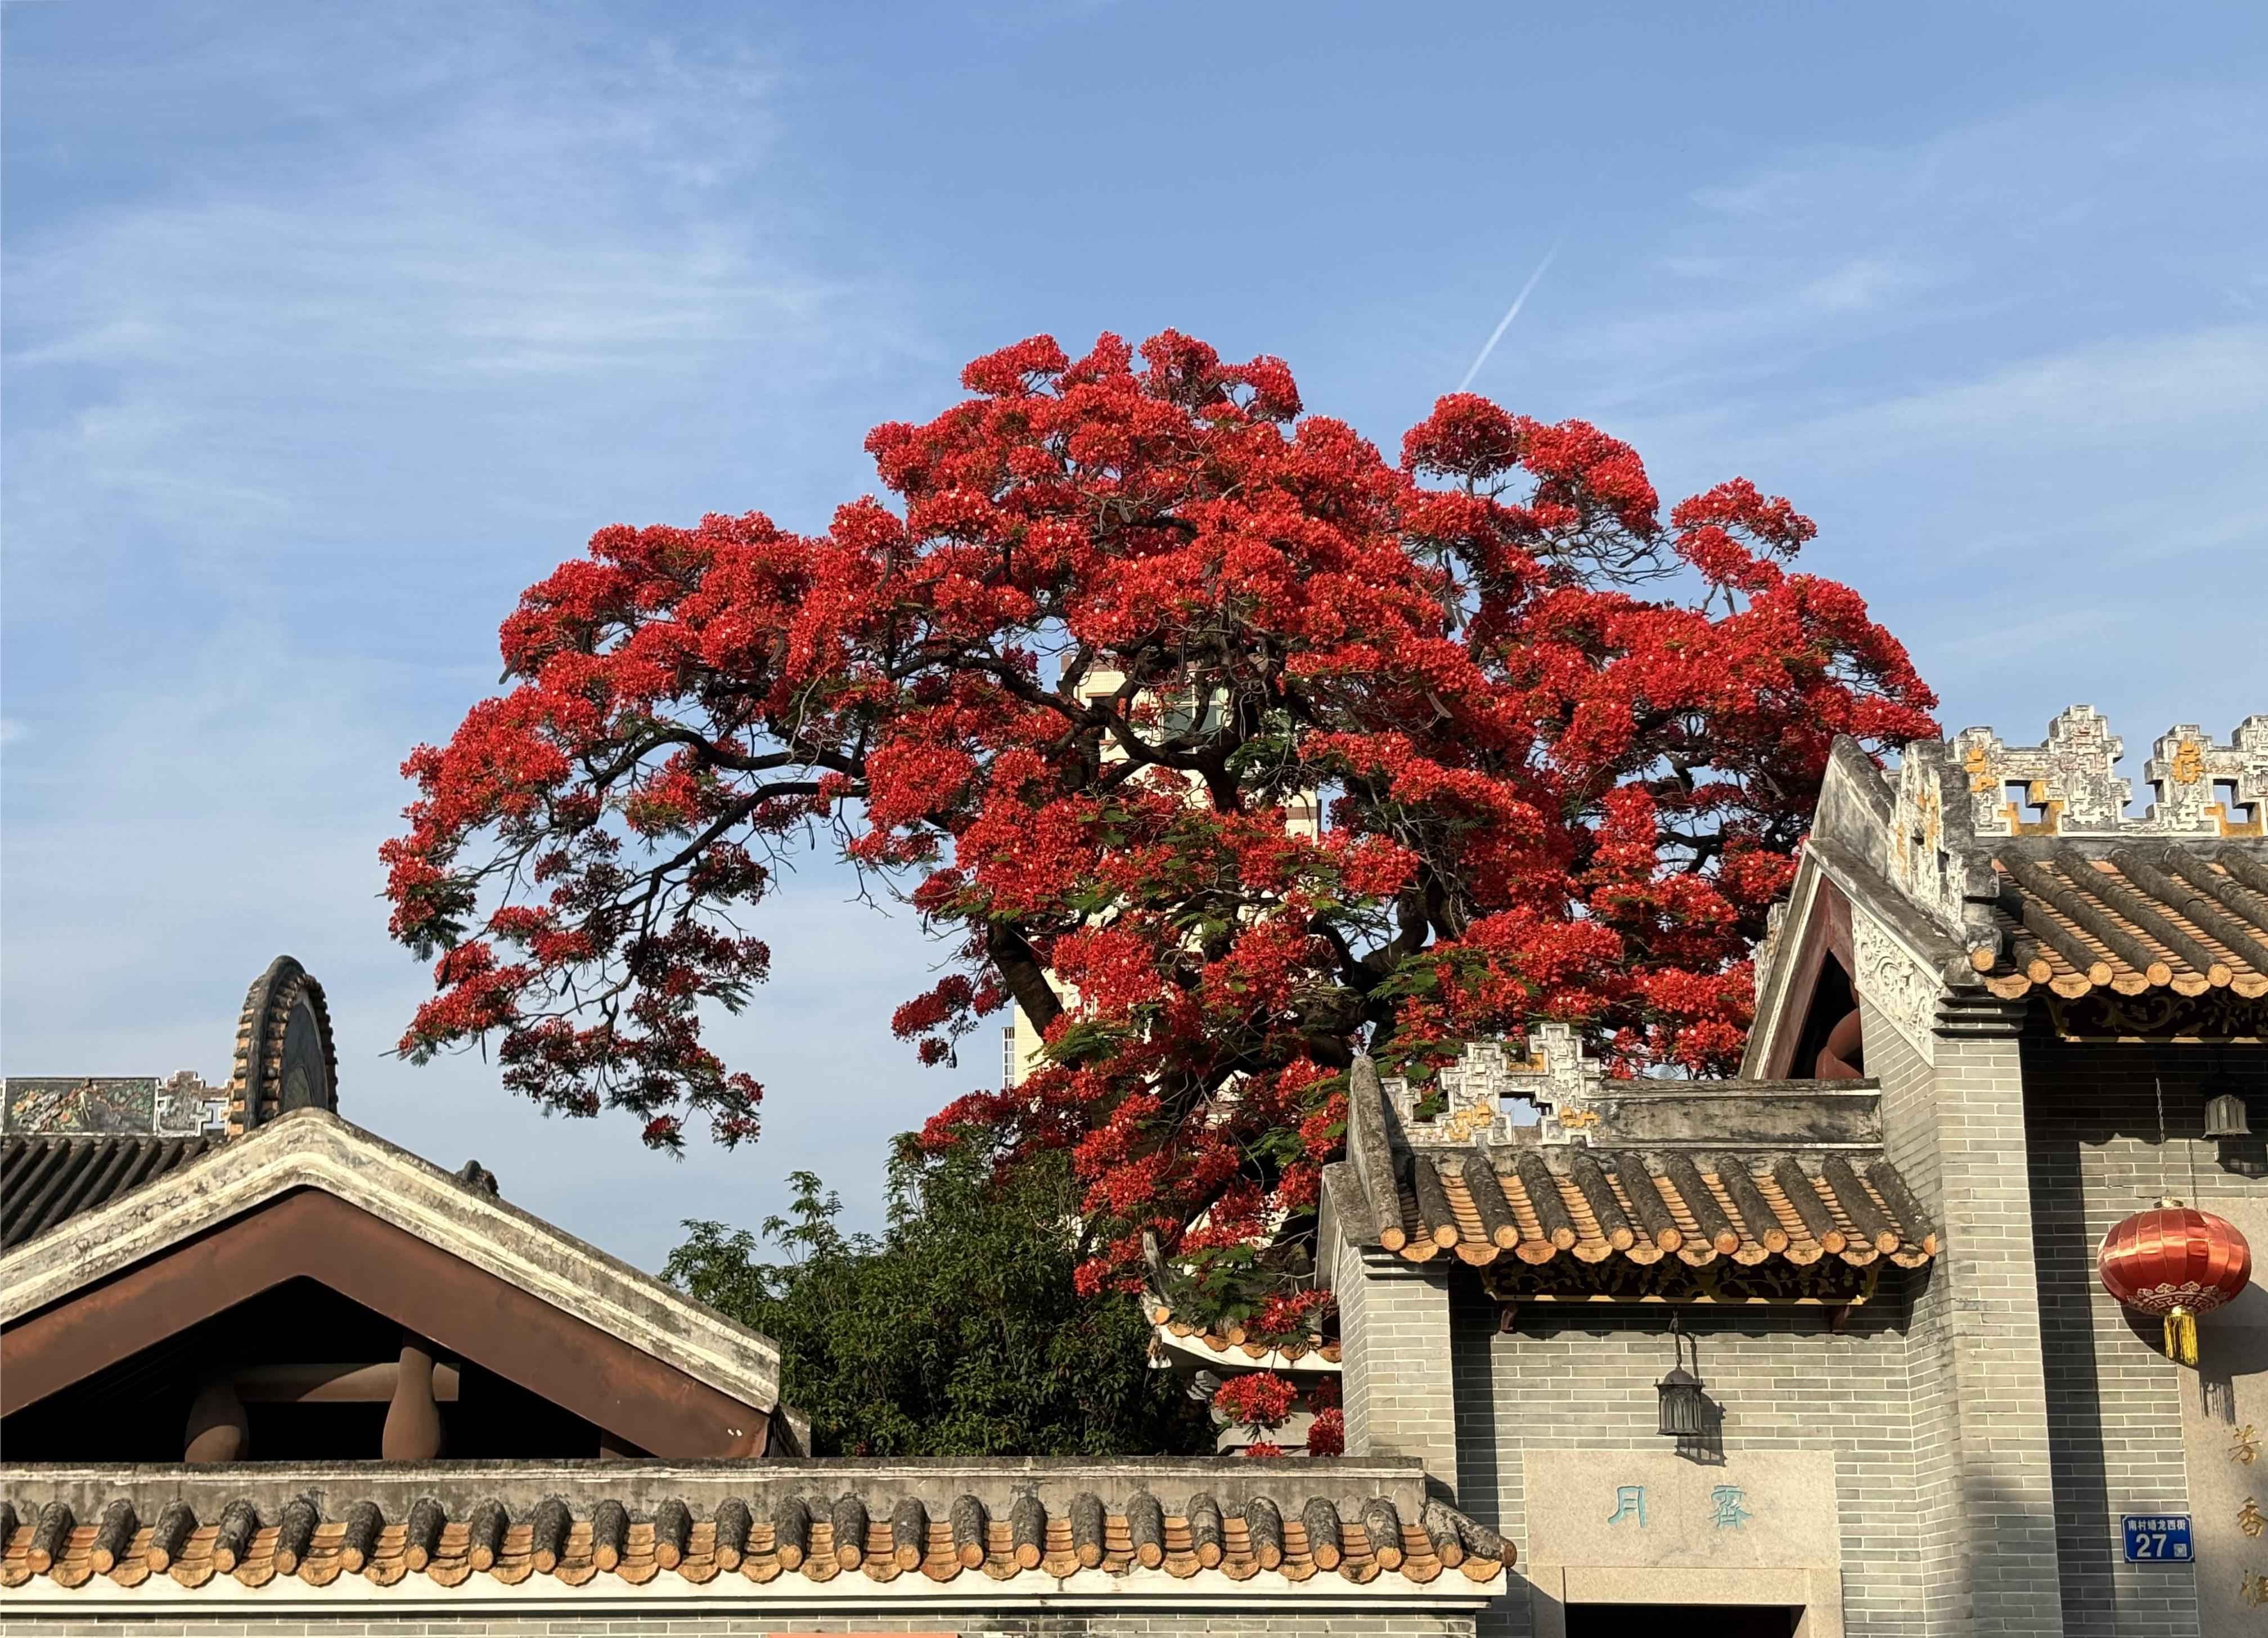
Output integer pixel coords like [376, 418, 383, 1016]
[1323, 1048, 1937, 1286]
[1145, 1300, 1342, 1369]
[0, 1135, 213, 1252]
[1343, 1145, 1937, 1272]
[1974, 843, 2268, 1002]
[0, 1472, 1511, 1598]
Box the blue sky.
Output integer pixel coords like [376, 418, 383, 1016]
[6, 2, 2265, 1270]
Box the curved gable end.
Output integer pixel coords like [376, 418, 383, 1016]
[1, 1108, 780, 1461]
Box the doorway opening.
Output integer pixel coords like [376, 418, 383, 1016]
[1567, 1605, 1800, 1638]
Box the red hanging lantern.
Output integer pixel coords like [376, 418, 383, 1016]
[2097, 1201, 2253, 1366]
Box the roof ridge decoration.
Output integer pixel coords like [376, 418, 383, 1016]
[0, 1481, 1511, 1602]
[1948, 706, 2268, 841]
[1324, 1053, 1932, 1299]
[1379, 1024, 1605, 1148]
[1371, 1037, 1883, 1153]
[3, 954, 340, 1146]
[226, 955, 339, 1135]
[1856, 708, 2268, 1035]
[1, 1074, 224, 1141]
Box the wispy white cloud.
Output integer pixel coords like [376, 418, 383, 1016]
[1497, 90, 2268, 755]
[1, 3, 946, 1267]
[1458, 227, 1569, 392]
[1544, 91, 2268, 421]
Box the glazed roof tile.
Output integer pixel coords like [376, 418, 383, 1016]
[0, 1484, 1509, 1596]
[0, 1135, 213, 1252]
[1350, 1146, 1936, 1272]
[1977, 843, 2268, 1002]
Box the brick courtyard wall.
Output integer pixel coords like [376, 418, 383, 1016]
[0, 1616, 1478, 1637]
[1454, 1272, 1923, 1638]
[2023, 1035, 2268, 1638]
[1868, 990, 2070, 1636]
[1860, 999, 1965, 1637]
[1455, 985, 2102, 1638]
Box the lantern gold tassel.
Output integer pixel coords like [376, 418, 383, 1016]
[2166, 1306, 2200, 1367]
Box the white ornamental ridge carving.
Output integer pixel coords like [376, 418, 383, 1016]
[1954, 705, 2129, 836]
[1887, 741, 1964, 929]
[158, 1070, 228, 1135]
[2144, 717, 2268, 835]
[1851, 912, 1937, 1066]
[1755, 899, 1790, 1007]
[1950, 706, 2268, 838]
[1384, 1023, 1607, 1146]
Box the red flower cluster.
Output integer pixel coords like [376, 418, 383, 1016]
[1236, 1287, 1336, 1348]
[1212, 1370, 1299, 1432]
[1306, 1406, 1346, 1457]
[383, 331, 1936, 1307]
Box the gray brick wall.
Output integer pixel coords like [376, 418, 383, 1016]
[1927, 1023, 2068, 1636]
[1453, 988, 2200, 1638]
[1452, 1271, 1924, 1638]
[1862, 1004, 1965, 1638]
[2023, 1036, 2268, 1638]
[1863, 991, 2073, 1637]
[1342, 1249, 1459, 1492]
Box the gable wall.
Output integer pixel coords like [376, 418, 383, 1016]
[2022, 1035, 2268, 1638]
[1858, 998, 1965, 1636]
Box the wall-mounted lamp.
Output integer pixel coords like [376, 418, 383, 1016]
[1655, 1313, 1707, 1439]
[2206, 1090, 2252, 1141]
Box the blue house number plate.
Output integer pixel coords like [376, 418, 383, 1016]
[2122, 1515, 2193, 1563]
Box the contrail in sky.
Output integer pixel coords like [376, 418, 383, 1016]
[1457, 227, 1571, 393]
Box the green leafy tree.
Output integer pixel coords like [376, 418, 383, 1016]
[665, 1136, 1207, 1456]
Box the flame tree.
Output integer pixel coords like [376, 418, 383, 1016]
[385, 331, 1935, 1312]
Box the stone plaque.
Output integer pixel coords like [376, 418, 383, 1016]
[1523, 1449, 1840, 1570]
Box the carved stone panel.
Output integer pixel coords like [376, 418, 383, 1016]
[1851, 910, 1938, 1066]
[2, 1074, 223, 1136]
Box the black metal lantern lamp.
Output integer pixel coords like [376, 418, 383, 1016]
[2206, 1089, 2252, 1141]
[1656, 1313, 1707, 1438]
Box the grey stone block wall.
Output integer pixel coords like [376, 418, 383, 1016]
[2023, 1036, 2268, 1638]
